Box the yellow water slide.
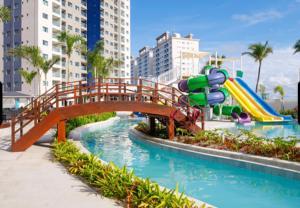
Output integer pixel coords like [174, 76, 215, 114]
[224, 79, 282, 122]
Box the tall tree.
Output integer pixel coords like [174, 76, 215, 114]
[87, 40, 121, 79]
[8, 46, 44, 95]
[57, 31, 85, 82]
[18, 69, 37, 85]
[274, 85, 285, 111]
[258, 84, 267, 100]
[40, 56, 60, 92]
[0, 6, 11, 22]
[243, 41, 273, 92]
[294, 39, 300, 54]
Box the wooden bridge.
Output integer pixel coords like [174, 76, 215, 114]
[11, 78, 204, 152]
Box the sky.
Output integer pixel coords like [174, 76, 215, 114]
[131, 0, 300, 99]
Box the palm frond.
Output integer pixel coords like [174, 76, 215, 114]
[0, 6, 11, 22]
[41, 56, 60, 75]
[274, 85, 285, 97]
[19, 69, 37, 84]
[294, 39, 300, 54]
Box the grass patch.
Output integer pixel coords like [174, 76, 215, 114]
[53, 141, 208, 208]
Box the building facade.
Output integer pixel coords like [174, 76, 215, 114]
[87, 0, 131, 82]
[0, 0, 88, 96]
[131, 32, 201, 80]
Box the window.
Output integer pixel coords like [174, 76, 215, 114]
[42, 26, 48, 33]
[68, 13, 72, 19]
[68, 2, 73, 7]
[75, 28, 80, 33]
[68, 25, 72, 30]
[43, 40, 48, 46]
[43, 54, 48, 59]
[42, 13, 48, 19]
[75, 17, 79, 22]
[43, 0, 48, 6]
[75, 5, 80, 10]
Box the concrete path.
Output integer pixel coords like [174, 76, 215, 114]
[0, 127, 123, 208]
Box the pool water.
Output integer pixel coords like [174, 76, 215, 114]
[229, 121, 300, 139]
[81, 118, 300, 208]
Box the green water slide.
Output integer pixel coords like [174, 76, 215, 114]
[213, 105, 242, 116]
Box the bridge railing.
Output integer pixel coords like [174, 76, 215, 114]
[11, 78, 204, 146]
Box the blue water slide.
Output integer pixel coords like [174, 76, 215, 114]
[235, 78, 292, 121]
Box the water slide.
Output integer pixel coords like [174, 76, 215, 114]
[178, 69, 229, 106]
[224, 78, 283, 122]
[235, 78, 292, 121]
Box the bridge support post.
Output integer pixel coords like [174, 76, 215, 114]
[167, 117, 175, 140]
[57, 120, 66, 143]
[149, 117, 156, 135]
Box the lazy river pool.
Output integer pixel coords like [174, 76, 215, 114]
[80, 118, 300, 208]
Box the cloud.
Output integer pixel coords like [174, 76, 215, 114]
[202, 43, 300, 99]
[232, 10, 283, 26]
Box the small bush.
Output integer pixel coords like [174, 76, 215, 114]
[280, 107, 298, 119]
[66, 112, 116, 136]
[53, 141, 205, 208]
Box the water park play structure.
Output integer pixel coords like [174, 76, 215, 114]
[177, 66, 292, 123]
[10, 78, 204, 151]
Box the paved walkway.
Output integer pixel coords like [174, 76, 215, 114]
[0, 127, 122, 208]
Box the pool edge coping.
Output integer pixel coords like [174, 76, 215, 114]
[129, 126, 300, 178]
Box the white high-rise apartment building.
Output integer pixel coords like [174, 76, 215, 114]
[87, 0, 131, 82]
[0, 0, 88, 96]
[132, 32, 201, 80]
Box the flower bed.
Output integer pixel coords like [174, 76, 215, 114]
[136, 122, 300, 162]
[53, 141, 206, 208]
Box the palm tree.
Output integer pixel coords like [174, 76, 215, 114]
[0, 6, 11, 22]
[87, 40, 121, 79]
[258, 84, 267, 100]
[9, 46, 44, 95]
[19, 69, 37, 85]
[57, 31, 85, 82]
[294, 39, 300, 54]
[274, 85, 285, 111]
[243, 41, 273, 92]
[40, 56, 60, 92]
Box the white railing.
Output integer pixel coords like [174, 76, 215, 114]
[157, 67, 181, 85]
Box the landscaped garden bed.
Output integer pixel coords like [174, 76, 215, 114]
[53, 140, 207, 208]
[135, 122, 300, 162]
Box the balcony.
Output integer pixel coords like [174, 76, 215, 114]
[53, 46, 61, 54]
[53, 7, 61, 16]
[52, 20, 61, 28]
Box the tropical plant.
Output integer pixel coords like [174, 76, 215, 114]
[258, 84, 267, 100]
[274, 85, 285, 111]
[8, 46, 44, 95]
[0, 6, 11, 22]
[18, 69, 37, 85]
[57, 31, 86, 82]
[87, 40, 122, 79]
[294, 39, 300, 54]
[66, 112, 116, 136]
[243, 41, 273, 92]
[40, 56, 60, 92]
[53, 141, 199, 208]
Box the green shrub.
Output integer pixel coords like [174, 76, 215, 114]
[66, 112, 116, 136]
[280, 107, 298, 119]
[53, 141, 205, 208]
